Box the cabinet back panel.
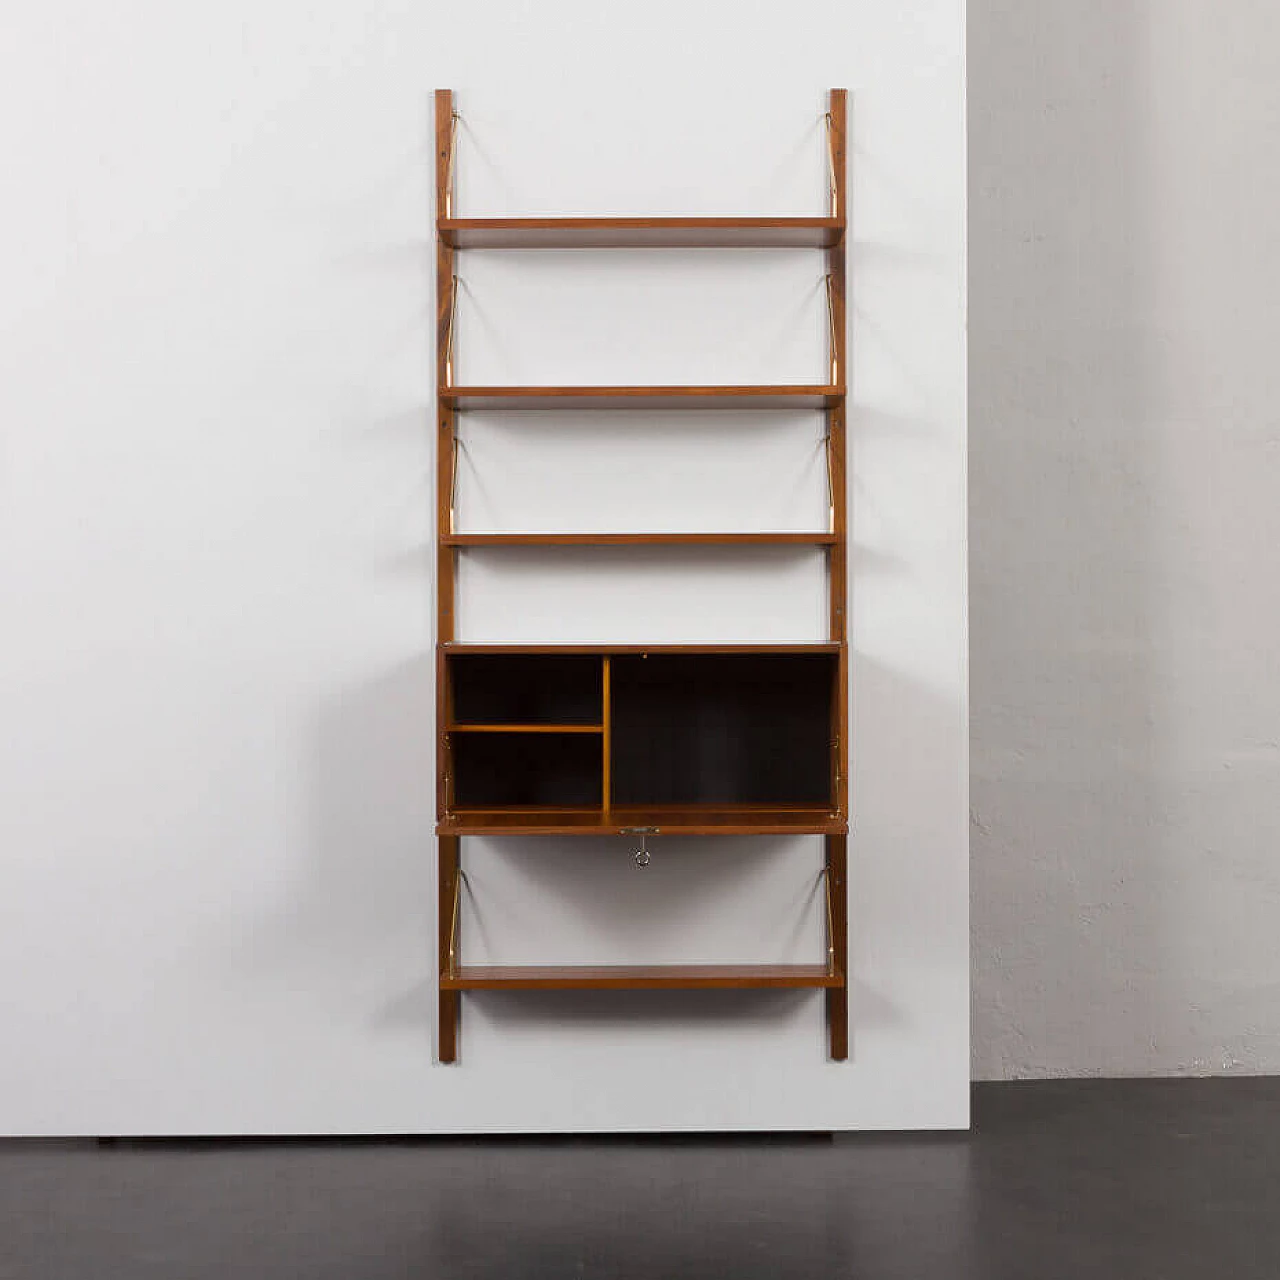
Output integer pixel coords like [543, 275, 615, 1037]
[450, 655, 602, 725]
[453, 733, 603, 807]
[611, 655, 834, 806]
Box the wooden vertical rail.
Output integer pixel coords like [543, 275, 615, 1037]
[825, 834, 849, 1060]
[436, 89, 460, 1062]
[436, 92, 458, 666]
[436, 87, 458, 649]
[826, 88, 849, 1060]
[437, 647, 452, 821]
[828, 404, 848, 816]
[438, 835, 461, 1063]
[826, 88, 848, 819]
[827, 89, 847, 227]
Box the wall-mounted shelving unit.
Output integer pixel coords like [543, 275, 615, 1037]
[435, 89, 849, 1063]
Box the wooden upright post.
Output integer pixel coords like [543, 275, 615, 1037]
[436, 89, 460, 1063]
[438, 834, 460, 1063]
[825, 88, 850, 1062]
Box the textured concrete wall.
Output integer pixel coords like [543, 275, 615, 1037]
[970, 1, 1280, 1077]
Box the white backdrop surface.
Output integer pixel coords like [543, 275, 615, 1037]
[0, 0, 967, 1132]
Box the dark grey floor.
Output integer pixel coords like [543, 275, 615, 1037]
[1, 1080, 1277, 1279]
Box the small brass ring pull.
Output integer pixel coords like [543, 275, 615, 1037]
[621, 826, 658, 868]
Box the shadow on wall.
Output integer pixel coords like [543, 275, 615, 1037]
[227, 659, 436, 1042]
[968, 1, 1168, 1077]
[233, 658, 907, 1060]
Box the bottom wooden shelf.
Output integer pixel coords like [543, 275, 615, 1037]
[441, 964, 842, 991]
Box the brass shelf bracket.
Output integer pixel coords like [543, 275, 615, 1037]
[445, 274, 460, 387]
[448, 865, 464, 975]
[449, 429, 461, 534]
[824, 272, 839, 386]
[820, 429, 835, 533]
[819, 866, 836, 975]
[444, 111, 460, 218]
[823, 111, 838, 216]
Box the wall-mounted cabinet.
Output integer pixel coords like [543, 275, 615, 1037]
[440, 645, 843, 834]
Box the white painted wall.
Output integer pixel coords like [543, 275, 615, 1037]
[0, 1, 968, 1133]
[971, 0, 1280, 1078]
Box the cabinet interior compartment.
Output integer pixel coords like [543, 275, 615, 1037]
[610, 654, 835, 807]
[451, 732, 603, 808]
[449, 654, 602, 726]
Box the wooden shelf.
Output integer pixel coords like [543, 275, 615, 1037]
[442, 532, 837, 547]
[442, 964, 842, 990]
[441, 385, 845, 411]
[438, 806, 847, 836]
[439, 217, 844, 249]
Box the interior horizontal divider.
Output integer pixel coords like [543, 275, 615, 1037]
[448, 723, 604, 734]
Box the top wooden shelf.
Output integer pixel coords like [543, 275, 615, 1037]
[438, 217, 844, 250]
[441, 642, 842, 655]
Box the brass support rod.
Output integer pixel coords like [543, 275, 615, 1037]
[444, 111, 460, 218]
[820, 866, 836, 974]
[823, 111, 838, 216]
[821, 431, 834, 532]
[445, 274, 459, 387]
[448, 864, 462, 974]
[449, 430, 460, 534]
[824, 273, 839, 386]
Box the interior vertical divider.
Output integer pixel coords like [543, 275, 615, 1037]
[601, 657, 612, 814]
